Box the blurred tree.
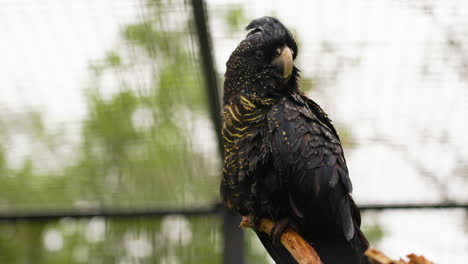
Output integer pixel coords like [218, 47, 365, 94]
[0, 0, 228, 263]
[224, 6, 247, 33]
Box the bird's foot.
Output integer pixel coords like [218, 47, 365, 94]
[270, 217, 300, 247]
[239, 215, 260, 229]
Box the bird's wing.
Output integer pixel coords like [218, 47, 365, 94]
[268, 94, 356, 241]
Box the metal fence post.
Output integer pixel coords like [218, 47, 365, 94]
[190, 0, 223, 153]
[222, 207, 245, 264]
[190, 1, 246, 263]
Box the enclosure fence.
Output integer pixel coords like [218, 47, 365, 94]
[1, 0, 468, 263]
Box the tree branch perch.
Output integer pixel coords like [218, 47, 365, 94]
[365, 248, 434, 264]
[240, 217, 435, 264]
[240, 216, 323, 264]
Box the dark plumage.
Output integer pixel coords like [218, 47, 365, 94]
[220, 16, 369, 264]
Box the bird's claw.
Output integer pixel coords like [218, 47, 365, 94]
[239, 215, 259, 229]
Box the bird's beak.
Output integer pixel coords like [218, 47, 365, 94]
[272, 46, 294, 80]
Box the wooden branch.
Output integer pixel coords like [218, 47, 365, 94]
[241, 217, 435, 264]
[365, 248, 434, 264]
[240, 216, 323, 264]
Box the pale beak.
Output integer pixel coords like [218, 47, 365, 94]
[272, 46, 293, 80]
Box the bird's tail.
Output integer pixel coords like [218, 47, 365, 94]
[255, 196, 369, 263]
[311, 234, 369, 264]
[255, 231, 297, 264]
[310, 212, 370, 264]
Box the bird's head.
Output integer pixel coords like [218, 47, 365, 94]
[223, 16, 299, 103]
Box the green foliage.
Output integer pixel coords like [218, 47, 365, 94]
[224, 6, 246, 33]
[105, 51, 122, 67]
[363, 223, 385, 245]
[124, 23, 160, 56]
[0, 0, 231, 262]
[336, 125, 356, 150]
[300, 77, 315, 93]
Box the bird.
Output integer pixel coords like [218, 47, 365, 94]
[220, 16, 370, 264]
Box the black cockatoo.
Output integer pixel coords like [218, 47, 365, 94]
[220, 17, 370, 264]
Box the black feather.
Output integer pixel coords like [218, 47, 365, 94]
[256, 232, 297, 264]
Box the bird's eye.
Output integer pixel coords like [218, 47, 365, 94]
[275, 48, 282, 55]
[255, 50, 264, 61]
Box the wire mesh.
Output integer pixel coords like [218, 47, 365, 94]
[1, 0, 468, 263]
[0, 0, 220, 212]
[0, 0, 231, 263]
